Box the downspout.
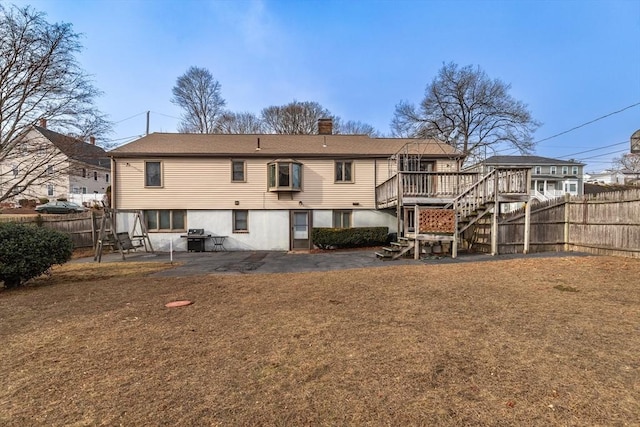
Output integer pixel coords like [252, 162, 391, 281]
[110, 157, 116, 210]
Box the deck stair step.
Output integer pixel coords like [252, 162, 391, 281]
[375, 251, 393, 259]
[382, 246, 401, 252]
[390, 241, 407, 247]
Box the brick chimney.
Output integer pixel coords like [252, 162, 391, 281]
[318, 118, 333, 135]
[90, 136, 96, 145]
[39, 118, 47, 128]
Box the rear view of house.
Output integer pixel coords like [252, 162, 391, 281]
[109, 125, 461, 251]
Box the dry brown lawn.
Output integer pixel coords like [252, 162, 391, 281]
[1, 256, 639, 426]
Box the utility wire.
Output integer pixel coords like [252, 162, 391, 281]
[556, 141, 628, 159]
[114, 111, 147, 124]
[535, 102, 640, 145]
[151, 111, 182, 121]
[576, 148, 629, 162]
[103, 134, 144, 143]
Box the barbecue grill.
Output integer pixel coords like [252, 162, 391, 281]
[181, 228, 211, 252]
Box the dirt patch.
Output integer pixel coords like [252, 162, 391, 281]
[0, 256, 639, 426]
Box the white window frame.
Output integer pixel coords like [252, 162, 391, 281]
[562, 166, 569, 175]
[550, 166, 556, 175]
[534, 166, 541, 175]
[572, 166, 578, 175]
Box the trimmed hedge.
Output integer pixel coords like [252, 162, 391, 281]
[312, 227, 389, 249]
[0, 222, 73, 288]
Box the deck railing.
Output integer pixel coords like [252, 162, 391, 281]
[376, 168, 530, 209]
[376, 171, 480, 207]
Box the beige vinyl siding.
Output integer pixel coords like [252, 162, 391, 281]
[115, 157, 378, 210]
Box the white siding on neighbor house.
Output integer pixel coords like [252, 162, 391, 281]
[114, 157, 379, 210]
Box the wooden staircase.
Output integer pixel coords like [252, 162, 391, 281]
[375, 237, 414, 260]
[376, 168, 530, 260]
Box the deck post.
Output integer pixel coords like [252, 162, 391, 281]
[414, 205, 420, 259]
[452, 201, 458, 259]
[523, 199, 531, 254]
[491, 171, 499, 256]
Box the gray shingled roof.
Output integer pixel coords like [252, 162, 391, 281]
[109, 133, 461, 158]
[34, 126, 110, 169]
[485, 155, 585, 166]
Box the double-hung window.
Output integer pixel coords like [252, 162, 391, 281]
[572, 166, 578, 175]
[335, 161, 353, 182]
[534, 166, 541, 175]
[144, 210, 186, 231]
[232, 160, 245, 182]
[233, 210, 248, 232]
[333, 210, 352, 228]
[145, 161, 162, 187]
[47, 184, 54, 196]
[550, 166, 556, 175]
[562, 166, 569, 175]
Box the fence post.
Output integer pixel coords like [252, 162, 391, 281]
[523, 200, 531, 254]
[91, 210, 97, 248]
[563, 193, 570, 251]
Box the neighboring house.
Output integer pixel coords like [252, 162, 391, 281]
[109, 121, 464, 251]
[0, 120, 110, 205]
[475, 155, 585, 202]
[585, 170, 626, 185]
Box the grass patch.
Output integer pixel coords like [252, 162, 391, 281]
[1, 256, 639, 426]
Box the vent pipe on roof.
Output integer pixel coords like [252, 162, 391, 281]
[256, 137, 261, 151]
[39, 118, 47, 129]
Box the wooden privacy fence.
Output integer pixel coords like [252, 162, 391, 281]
[466, 188, 640, 258]
[0, 211, 103, 249]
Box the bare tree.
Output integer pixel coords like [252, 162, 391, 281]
[391, 62, 539, 158]
[214, 111, 265, 134]
[261, 100, 336, 134]
[613, 153, 640, 185]
[171, 66, 226, 133]
[0, 5, 111, 202]
[335, 120, 381, 137]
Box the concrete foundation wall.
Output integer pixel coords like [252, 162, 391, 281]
[116, 208, 397, 251]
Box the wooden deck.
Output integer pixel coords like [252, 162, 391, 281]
[376, 168, 531, 209]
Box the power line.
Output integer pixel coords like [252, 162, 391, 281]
[151, 111, 182, 121]
[103, 134, 145, 143]
[556, 141, 628, 159]
[576, 148, 629, 162]
[114, 111, 147, 124]
[535, 101, 640, 145]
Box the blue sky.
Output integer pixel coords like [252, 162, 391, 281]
[13, 0, 640, 172]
